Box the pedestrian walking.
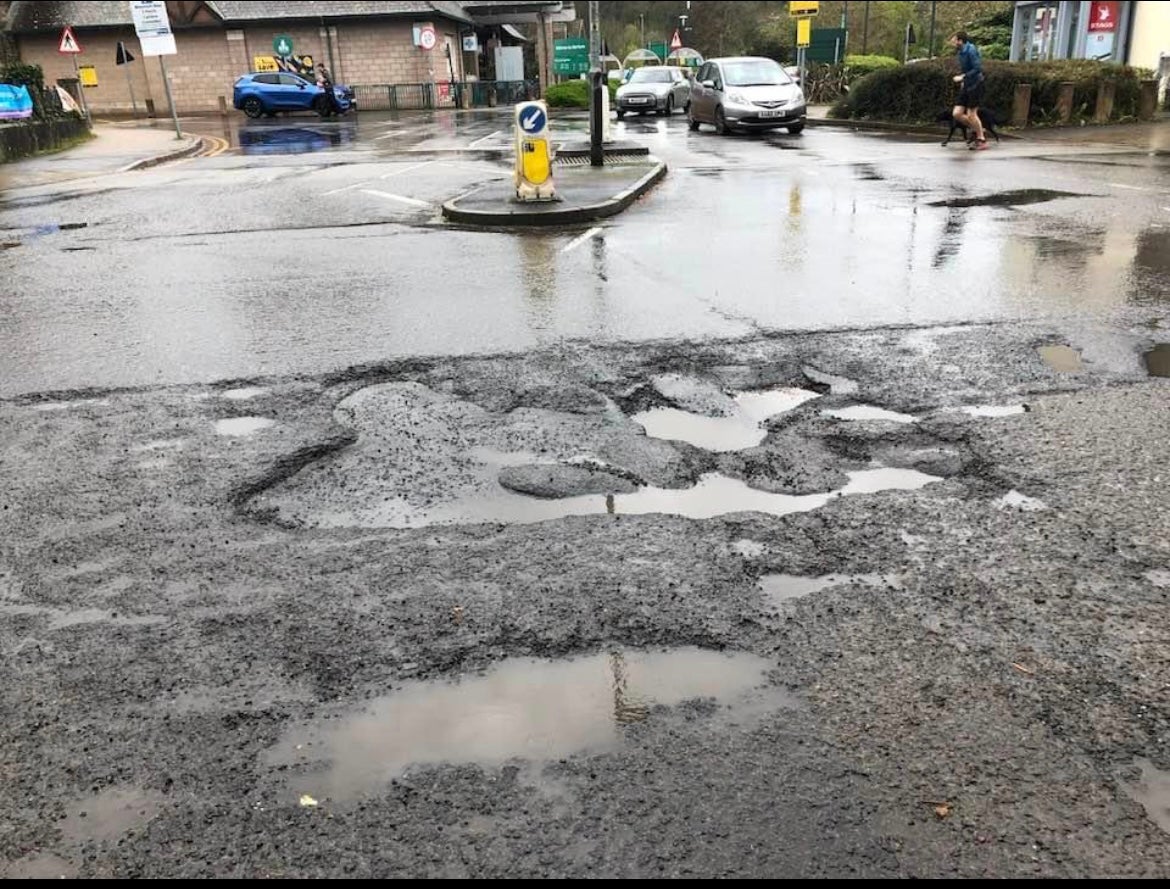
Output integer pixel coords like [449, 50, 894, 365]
[316, 64, 340, 117]
[949, 31, 988, 151]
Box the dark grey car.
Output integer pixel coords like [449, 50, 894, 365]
[688, 57, 807, 135]
[616, 67, 691, 118]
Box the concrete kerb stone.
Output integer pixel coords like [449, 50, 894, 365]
[118, 136, 205, 172]
[807, 117, 1024, 140]
[441, 158, 667, 228]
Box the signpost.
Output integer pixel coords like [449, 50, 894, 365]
[57, 27, 89, 121]
[115, 41, 140, 118]
[790, 2, 819, 89]
[130, 0, 181, 138]
[553, 37, 589, 76]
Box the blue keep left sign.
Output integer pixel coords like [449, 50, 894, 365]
[518, 104, 547, 134]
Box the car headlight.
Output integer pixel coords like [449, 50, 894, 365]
[792, 91, 806, 106]
[727, 91, 752, 105]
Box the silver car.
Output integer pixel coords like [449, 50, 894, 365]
[616, 67, 691, 118]
[688, 57, 806, 135]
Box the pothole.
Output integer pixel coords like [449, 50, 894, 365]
[802, 365, 859, 395]
[310, 467, 942, 528]
[60, 785, 163, 846]
[1144, 344, 1170, 378]
[928, 189, 1082, 209]
[1038, 345, 1084, 373]
[733, 539, 767, 558]
[822, 405, 916, 424]
[220, 387, 269, 401]
[760, 572, 902, 606]
[267, 648, 794, 803]
[996, 490, 1047, 511]
[214, 417, 275, 437]
[960, 404, 1026, 418]
[633, 386, 819, 452]
[1120, 759, 1170, 835]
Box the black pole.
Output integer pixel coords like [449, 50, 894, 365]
[862, 1, 870, 54]
[589, 69, 603, 167]
[928, 1, 937, 58]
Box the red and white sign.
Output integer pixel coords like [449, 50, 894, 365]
[670, 29, 683, 51]
[414, 23, 437, 50]
[58, 26, 82, 54]
[1088, 1, 1119, 32]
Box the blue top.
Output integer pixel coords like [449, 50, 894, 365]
[958, 41, 983, 88]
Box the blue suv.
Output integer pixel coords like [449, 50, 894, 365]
[232, 72, 356, 118]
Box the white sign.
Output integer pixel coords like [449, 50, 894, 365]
[462, 34, 479, 52]
[131, 0, 177, 56]
[414, 22, 437, 51]
[58, 26, 82, 54]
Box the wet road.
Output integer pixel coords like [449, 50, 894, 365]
[1, 111, 1168, 396]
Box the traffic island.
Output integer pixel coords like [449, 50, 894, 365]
[442, 156, 667, 228]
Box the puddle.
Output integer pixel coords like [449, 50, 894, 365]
[34, 399, 109, 412]
[1121, 759, 1170, 835]
[1038, 345, 1084, 373]
[760, 572, 902, 606]
[822, 405, 917, 424]
[852, 163, 885, 181]
[268, 648, 793, 802]
[997, 490, 1047, 511]
[960, 404, 1026, 418]
[0, 854, 78, 879]
[220, 387, 269, 401]
[634, 387, 818, 451]
[733, 539, 767, 558]
[1143, 344, 1170, 378]
[60, 786, 162, 845]
[317, 467, 942, 528]
[927, 189, 1081, 209]
[214, 417, 275, 437]
[802, 365, 859, 395]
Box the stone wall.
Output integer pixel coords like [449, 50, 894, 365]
[0, 115, 90, 163]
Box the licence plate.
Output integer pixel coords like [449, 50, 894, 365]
[757, 109, 784, 119]
[629, 97, 649, 104]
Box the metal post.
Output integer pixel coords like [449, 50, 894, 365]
[71, 54, 90, 121]
[862, 1, 870, 54]
[903, 23, 911, 63]
[588, 0, 602, 166]
[158, 56, 182, 139]
[929, 1, 937, 58]
[124, 62, 139, 118]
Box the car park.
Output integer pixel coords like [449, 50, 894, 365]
[687, 57, 806, 135]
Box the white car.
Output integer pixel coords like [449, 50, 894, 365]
[688, 57, 806, 135]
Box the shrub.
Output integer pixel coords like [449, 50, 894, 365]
[830, 58, 1152, 125]
[545, 78, 618, 108]
[843, 54, 900, 82]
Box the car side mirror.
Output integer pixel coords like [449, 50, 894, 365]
[298, 83, 306, 89]
[701, 80, 715, 89]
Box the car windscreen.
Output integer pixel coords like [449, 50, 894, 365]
[721, 60, 792, 87]
[629, 69, 672, 84]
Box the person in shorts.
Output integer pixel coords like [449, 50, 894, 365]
[949, 31, 988, 151]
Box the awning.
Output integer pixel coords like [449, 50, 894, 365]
[502, 24, 528, 43]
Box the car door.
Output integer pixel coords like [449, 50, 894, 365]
[671, 69, 688, 108]
[692, 64, 712, 120]
[277, 73, 313, 110]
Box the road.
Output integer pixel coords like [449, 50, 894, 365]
[1, 109, 1169, 878]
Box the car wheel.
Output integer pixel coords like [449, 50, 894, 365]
[242, 96, 264, 119]
[687, 108, 700, 131]
[663, 95, 674, 116]
[715, 106, 731, 136]
[787, 123, 805, 135]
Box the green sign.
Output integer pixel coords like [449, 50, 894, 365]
[806, 27, 847, 63]
[648, 41, 667, 62]
[554, 37, 589, 76]
[273, 35, 294, 57]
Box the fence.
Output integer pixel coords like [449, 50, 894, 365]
[350, 80, 539, 111]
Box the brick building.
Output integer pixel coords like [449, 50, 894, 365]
[5, 0, 574, 115]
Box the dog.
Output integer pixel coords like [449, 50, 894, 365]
[937, 108, 1002, 146]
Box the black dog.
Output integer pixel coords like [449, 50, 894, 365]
[937, 108, 1002, 146]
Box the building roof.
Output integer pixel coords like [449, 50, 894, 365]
[5, 0, 566, 33]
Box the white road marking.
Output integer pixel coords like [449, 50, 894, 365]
[360, 188, 432, 208]
[1109, 182, 1147, 191]
[379, 161, 432, 179]
[561, 226, 603, 253]
[469, 129, 505, 148]
[320, 182, 365, 196]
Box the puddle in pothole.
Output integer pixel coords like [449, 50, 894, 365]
[60, 786, 162, 845]
[1121, 759, 1170, 834]
[928, 189, 1082, 209]
[315, 467, 942, 528]
[961, 404, 1026, 418]
[760, 572, 902, 606]
[220, 386, 269, 401]
[802, 365, 859, 395]
[1144, 344, 1170, 378]
[268, 648, 794, 802]
[633, 387, 819, 451]
[822, 405, 916, 423]
[1038, 345, 1084, 373]
[997, 490, 1047, 511]
[733, 539, 767, 558]
[214, 417, 275, 437]
[34, 399, 109, 412]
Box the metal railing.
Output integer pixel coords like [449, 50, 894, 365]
[350, 80, 539, 111]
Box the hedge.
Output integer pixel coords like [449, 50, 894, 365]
[842, 54, 900, 81]
[830, 59, 1153, 125]
[546, 79, 619, 109]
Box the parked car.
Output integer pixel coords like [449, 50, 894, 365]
[688, 57, 806, 135]
[232, 72, 356, 119]
[615, 66, 691, 118]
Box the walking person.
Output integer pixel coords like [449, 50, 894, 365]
[316, 63, 340, 117]
[949, 31, 988, 151]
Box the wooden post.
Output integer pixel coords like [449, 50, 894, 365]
[1139, 79, 1158, 120]
[1056, 82, 1074, 123]
[217, 95, 228, 116]
[1094, 78, 1115, 123]
[1011, 82, 1032, 128]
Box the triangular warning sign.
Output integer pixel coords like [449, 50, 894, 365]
[670, 29, 683, 51]
[58, 26, 82, 54]
[116, 41, 135, 65]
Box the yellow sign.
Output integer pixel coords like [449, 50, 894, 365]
[253, 55, 279, 73]
[790, 1, 819, 16]
[79, 65, 98, 88]
[521, 138, 551, 185]
[797, 17, 812, 47]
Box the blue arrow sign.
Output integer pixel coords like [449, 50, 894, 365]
[519, 105, 546, 134]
